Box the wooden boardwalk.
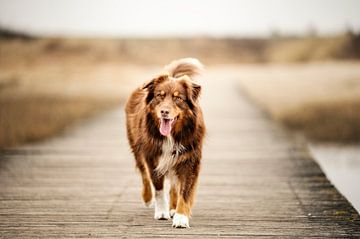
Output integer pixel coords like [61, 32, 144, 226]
[1, 69, 359, 238]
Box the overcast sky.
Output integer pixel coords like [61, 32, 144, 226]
[0, 0, 360, 37]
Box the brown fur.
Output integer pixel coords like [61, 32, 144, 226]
[125, 58, 205, 221]
[169, 185, 178, 211]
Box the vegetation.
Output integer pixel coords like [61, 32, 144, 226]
[238, 62, 360, 143]
[280, 99, 360, 142]
[2, 27, 360, 65]
[0, 96, 117, 148]
[0, 32, 144, 149]
[267, 32, 360, 62]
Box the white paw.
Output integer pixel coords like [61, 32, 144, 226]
[154, 209, 170, 220]
[170, 209, 176, 218]
[154, 190, 170, 220]
[172, 213, 190, 228]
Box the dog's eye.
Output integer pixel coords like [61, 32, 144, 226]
[156, 91, 165, 99]
[174, 96, 183, 101]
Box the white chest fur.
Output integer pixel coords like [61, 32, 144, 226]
[155, 137, 185, 176]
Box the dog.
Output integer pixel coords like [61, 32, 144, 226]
[125, 58, 205, 228]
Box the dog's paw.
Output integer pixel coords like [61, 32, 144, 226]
[172, 213, 190, 228]
[170, 209, 176, 218]
[154, 209, 170, 220]
[154, 190, 170, 220]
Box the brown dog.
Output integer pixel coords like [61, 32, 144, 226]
[125, 58, 205, 228]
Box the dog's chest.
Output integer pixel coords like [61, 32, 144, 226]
[155, 137, 185, 175]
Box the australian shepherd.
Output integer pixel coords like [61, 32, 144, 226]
[125, 58, 205, 228]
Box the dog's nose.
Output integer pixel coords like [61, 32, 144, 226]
[161, 109, 169, 116]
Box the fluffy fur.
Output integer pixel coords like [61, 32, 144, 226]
[125, 58, 205, 228]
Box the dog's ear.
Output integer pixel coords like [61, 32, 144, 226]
[190, 82, 201, 102]
[143, 74, 168, 104]
[179, 76, 201, 107]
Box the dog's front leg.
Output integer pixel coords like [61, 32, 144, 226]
[147, 160, 170, 220]
[169, 184, 178, 218]
[172, 159, 200, 228]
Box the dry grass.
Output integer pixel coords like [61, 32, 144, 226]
[2, 33, 358, 68]
[236, 62, 360, 142]
[280, 100, 360, 142]
[1, 33, 359, 69]
[0, 96, 118, 148]
[0, 37, 269, 66]
[267, 33, 360, 62]
[0, 38, 154, 149]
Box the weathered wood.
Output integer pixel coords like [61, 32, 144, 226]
[0, 70, 359, 238]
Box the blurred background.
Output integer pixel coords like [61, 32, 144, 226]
[0, 0, 359, 211]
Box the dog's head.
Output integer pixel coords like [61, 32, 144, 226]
[143, 74, 201, 137]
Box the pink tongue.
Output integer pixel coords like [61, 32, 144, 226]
[160, 119, 172, 136]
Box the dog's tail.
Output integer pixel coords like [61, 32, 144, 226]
[164, 58, 204, 79]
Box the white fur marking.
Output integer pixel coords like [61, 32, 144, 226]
[156, 137, 185, 176]
[154, 190, 170, 220]
[172, 213, 190, 228]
